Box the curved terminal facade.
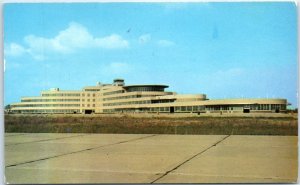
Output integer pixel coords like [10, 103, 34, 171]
[9, 79, 287, 114]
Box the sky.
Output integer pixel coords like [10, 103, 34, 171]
[3, 2, 298, 107]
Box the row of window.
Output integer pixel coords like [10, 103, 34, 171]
[82, 99, 95, 102]
[126, 86, 165, 92]
[11, 109, 80, 113]
[103, 90, 124, 96]
[21, 99, 80, 102]
[103, 106, 203, 113]
[82, 93, 96, 97]
[11, 104, 80, 108]
[174, 106, 205, 112]
[102, 103, 285, 110]
[82, 104, 95, 107]
[248, 104, 285, 110]
[103, 106, 205, 113]
[10, 103, 286, 111]
[103, 100, 152, 106]
[202, 104, 286, 111]
[205, 105, 242, 111]
[152, 99, 175, 103]
[42, 93, 81, 97]
[271, 104, 285, 110]
[103, 95, 154, 101]
[103, 104, 286, 113]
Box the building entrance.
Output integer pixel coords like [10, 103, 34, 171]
[243, 108, 250, 113]
[84, 110, 93, 114]
[170, 107, 174, 113]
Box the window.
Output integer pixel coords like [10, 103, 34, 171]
[199, 106, 204, 110]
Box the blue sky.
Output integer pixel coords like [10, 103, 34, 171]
[4, 2, 298, 107]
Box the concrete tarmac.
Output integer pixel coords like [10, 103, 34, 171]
[5, 133, 298, 183]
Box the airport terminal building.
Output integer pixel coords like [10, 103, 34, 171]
[8, 79, 287, 114]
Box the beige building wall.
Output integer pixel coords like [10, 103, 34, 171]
[9, 79, 288, 114]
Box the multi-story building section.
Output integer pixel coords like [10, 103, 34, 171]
[8, 79, 287, 114]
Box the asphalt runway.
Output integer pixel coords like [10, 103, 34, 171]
[5, 133, 298, 183]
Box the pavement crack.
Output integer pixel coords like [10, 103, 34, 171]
[6, 134, 157, 168]
[5, 134, 88, 146]
[150, 135, 231, 184]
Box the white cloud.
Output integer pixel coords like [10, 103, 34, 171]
[5, 43, 27, 57]
[157, 39, 175, 47]
[95, 34, 129, 49]
[138, 34, 151, 44]
[6, 22, 129, 60]
[138, 34, 175, 47]
[55, 22, 93, 50]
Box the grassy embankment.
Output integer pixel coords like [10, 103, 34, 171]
[5, 114, 298, 135]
